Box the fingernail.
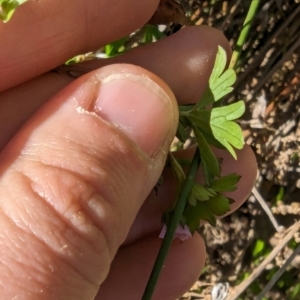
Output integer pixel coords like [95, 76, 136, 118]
[93, 73, 177, 156]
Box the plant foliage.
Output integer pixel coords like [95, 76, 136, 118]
[169, 46, 245, 230]
[0, 0, 27, 22]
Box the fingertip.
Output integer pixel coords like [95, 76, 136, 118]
[0, 62, 181, 300]
[83, 64, 179, 157]
[60, 25, 231, 105]
[97, 233, 206, 300]
[154, 233, 206, 299]
[169, 25, 231, 104]
[0, 0, 161, 91]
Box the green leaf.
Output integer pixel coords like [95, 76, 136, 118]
[201, 160, 215, 187]
[184, 194, 232, 230]
[210, 173, 241, 193]
[210, 101, 245, 159]
[198, 88, 215, 109]
[184, 201, 217, 231]
[209, 46, 236, 102]
[192, 183, 217, 201]
[252, 239, 266, 258]
[142, 24, 165, 43]
[227, 197, 235, 205]
[188, 110, 225, 149]
[168, 153, 186, 193]
[212, 100, 245, 121]
[197, 46, 237, 108]
[188, 192, 197, 206]
[188, 47, 245, 159]
[212, 69, 236, 102]
[104, 36, 129, 57]
[189, 110, 211, 130]
[176, 121, 189, 144]
[0, 0, 27, 22]
[210, 46, 228, 84]
[206, 194, 231, 216]
[179, 104, 194, 113]
[193, 127, 221, 177]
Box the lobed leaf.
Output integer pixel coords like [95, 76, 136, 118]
[205, 194, 231, 216]
[184, 190, 232, 231]
[211, 100, 245, 120]
[0, 0, 27, 22]
[189, 110, 225, 149]
[210, 101, 245, 159]
[211, 69, 236, 102]
[196, 46, 237, 108]
[210, 173, 241, 193]
[184, 201, 217, 231]
[192, 183, 217, 201]
[210, 46, 227, 84]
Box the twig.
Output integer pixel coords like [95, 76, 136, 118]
[227, 221, 300, 300]
[252, 186, 282, 232]
[183, 291, 205, 299]
[255, 243, 300, 299]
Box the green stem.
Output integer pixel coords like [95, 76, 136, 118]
[142, 148, 201, 300]
[229, 0, 261, 69]
[142, 1, 258, 299]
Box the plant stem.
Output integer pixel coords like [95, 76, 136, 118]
[142, 148, 201, 300]
[229, 0, 261, 69]
[143, 1, 258, 298]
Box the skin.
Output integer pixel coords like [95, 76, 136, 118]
[0, 1, 257, 299]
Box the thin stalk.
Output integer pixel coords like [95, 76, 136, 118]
[229, 222, 300, 299]
[256, 243, 300, 300]
[229, 0, 261, 69]
[142, 148, 201, 300]
[143, 1, 260, 299]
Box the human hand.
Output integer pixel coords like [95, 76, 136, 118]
[0, 1, 257, 299]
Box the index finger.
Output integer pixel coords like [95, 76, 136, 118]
[0, 0, 159, 92]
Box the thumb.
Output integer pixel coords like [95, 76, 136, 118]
[0, 64, 178, 299]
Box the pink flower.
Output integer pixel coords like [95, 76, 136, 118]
[159, 224, 192, 241]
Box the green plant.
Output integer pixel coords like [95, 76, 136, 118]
[142, 1, 261, 299]
[2, 1, 261, 299]
[142, 44, 244, 300]
[0, 0, 27, 22]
